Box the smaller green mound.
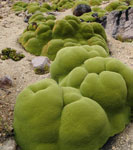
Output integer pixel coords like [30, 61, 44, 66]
[105, 1, 128, 12]
[19, 23, 53, 55]
[119, 0, 133, 5]
[28, 12, 56, 24]
[27, 2, 52, 13]
[0, 48, 25, 61]
[13, 1, 53, 14]
[89, 0, 103, 6]
[51, 0, 75, 11]
[40, 3, 52, 12]
[27, 2, 40, 13]
[12, 1, 28, 12]
[92, 6, 107, 17]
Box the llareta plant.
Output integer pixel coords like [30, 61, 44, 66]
[13, 45, 133, 150]
[19, 15, 108, 60]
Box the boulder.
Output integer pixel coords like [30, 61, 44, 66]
[0, 76, 12, 88]
[31, 56, 50, 74]
[105, 7, 133, 41]
[73, 4, 91, 16]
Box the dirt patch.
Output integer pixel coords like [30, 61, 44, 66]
[0, 7, 50, 143]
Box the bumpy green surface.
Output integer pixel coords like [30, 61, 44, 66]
[14, 78, 117, 150]
[42, 44, 108, 61]
[19, 15, 108, 59]
[28, 12, 56, 24]
[105, 1, 128, 11]
[13, 2, 52, 13]
[19, 13, 56, 55]
[51, 53, 133, 108]
[27, 2, 40, 13]
[89, 0, 102, 6]
[51, 53, 133, 135]
[12, 1, 28, 12]
[14, 68, 133, 150]
[119, 0, 133, 5]
[51, 0, 75, 11]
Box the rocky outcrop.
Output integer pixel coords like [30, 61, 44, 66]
[105, 7, 133, 41]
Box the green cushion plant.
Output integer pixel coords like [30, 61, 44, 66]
[27, 2, 40, 13]
[89, 0, 102, 6]
[12, 1, 28, 12]
[14, 61, 133, 149]
[13, 1, 53, 14]
[19, 15, 108, 60]
[28, 12, 56, 24]
[105, 1, 128, 12]
[51, 0, 75, 11]
[51, 52, 133, 131]
[13, 78, 112, 150]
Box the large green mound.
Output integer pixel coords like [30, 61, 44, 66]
[19, 15, 108, 60]
[14, 67, 133, 150]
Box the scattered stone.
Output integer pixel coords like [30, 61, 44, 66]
[0, 76, 13, 89]
[73, 4, 91, 16]
[105, 7, 133, 42]
[31, 56, 50, 75]
[129, 57, 133, 59]
[0, 16, 3, 19]
[0, 138, 16, 150]
[24, 14, 32, 23]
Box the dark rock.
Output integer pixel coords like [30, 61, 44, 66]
[105, 7, 133, 41]
[92, 13, 98, 17]
[24, 15, 31, 23]
[0, 15, 3, 19]
[73, 4, 91, 16]
[80, 18, 85, 22]
[0, 76, 13, 89]
[92, 13, 107, 28]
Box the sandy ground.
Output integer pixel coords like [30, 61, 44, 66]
[0, 0, 133, 150]
[0, 3, 50, 143]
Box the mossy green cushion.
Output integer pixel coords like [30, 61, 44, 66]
[27, 3, 40, 13]
[89, 0, 102, 6]
[19, 24, 52, 55]
[14, 78, 115, 150]
[28, 12, 56, 24]
[12, 1, 28, 12]
[105, 1, 127, 12]
[51, 55, 133, 109]
[51, 54, 133, 135]
[20, 15, 108, 58]
[14, 75, 132, 150]
[52, 0, 74, 10]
